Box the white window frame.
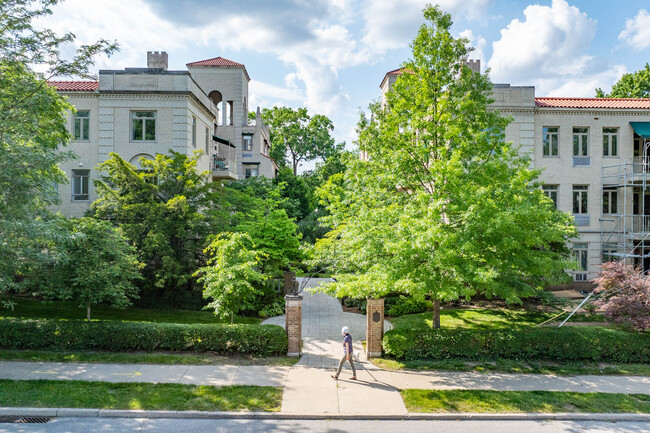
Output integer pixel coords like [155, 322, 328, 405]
[603, 127, 619, 157]
[542, 184, 558, 209]
[573, 243, 588, 271]
[603, 187, 618, 214]
[573, 127, 589, 156]
[191, 116, 197, 148]
[74, 110, 90, 141]
[573, 185, 588, 214]
[542, 127, 559, 156]
[71, 169, 89, 202]
[243, 134, 253, 152]
[131, 111, 156, 142]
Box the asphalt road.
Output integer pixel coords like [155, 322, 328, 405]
[0, 418, 647, 433]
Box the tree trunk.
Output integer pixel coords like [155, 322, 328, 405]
[86, 301, 91, 322]
[433, 299, 441, 329]
[230, 313, 234, 325]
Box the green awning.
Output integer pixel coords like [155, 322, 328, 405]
[630, 122, 650, 138]
[212, 135, 236, 148]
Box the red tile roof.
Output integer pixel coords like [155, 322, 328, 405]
[49, 81, 99, 91]
[186, 56, 244, 67]
[535, 97, 650, 109]
[385, 67, 405, 76]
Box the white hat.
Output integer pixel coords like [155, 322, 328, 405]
[342, 326, 349, 334]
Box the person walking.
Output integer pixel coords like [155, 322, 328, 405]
[332, 326, 356, 380]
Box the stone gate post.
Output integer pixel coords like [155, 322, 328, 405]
[366, 297, 384, 358]
[285, 294, 303, 356]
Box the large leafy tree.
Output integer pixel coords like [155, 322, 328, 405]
[196, 232, 265, 324]
[260, 106, 341, 175]
[91, 151, 226, 307]
[596, 63, 650, 98]
[0, 0, 116, 288]
[314, 6, 576, 328]
[44, 218, 141, 321]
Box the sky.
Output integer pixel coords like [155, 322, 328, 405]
[39, 0, 650, 171]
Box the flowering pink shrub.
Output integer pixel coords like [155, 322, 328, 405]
[593, 262, 650, 331]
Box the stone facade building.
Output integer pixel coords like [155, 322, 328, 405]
[51, 52, 277, 217]
[380, 64, 650, 281]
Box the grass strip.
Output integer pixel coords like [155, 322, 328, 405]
[0, 380, 282, 412]
[372, 358, 650, 376]
[402, 389, 650, 413]
[0, 350, 299, 366]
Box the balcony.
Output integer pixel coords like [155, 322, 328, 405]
[212, 156, 237, 180]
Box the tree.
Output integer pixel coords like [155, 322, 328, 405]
[91, 151, 226, 307]
[313, 5, 577, 329]
[593, 262, 650, 331]
[0, 0, 116, 288]
[225, 179, 302, 276]
[596, 63, 650, 98]
[260, 106, 342, 175]
[46, 218, 141, 321]
[196, 233, 265, 323]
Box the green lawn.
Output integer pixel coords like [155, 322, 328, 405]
[0, 380, 282, 411]
[0, 350, 299, 366]
[372, 358, 650, 376]
[0, 295, 261, 324]
[390, 308, 604, 330]
[401, 389, 650, 413]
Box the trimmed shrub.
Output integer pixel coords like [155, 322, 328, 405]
[385, 295, 431, 317]
[383, 327, 649, 363]
[0, 319, 287, 356]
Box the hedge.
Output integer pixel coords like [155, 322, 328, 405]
[0, 319, 287, 356]
[383, 327, 649, 363]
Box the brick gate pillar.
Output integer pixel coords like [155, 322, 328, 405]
[366, 298, 384, 358]
[285, 294, 303, 356]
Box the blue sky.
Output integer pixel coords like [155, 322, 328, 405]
[40, 0, 650, 170]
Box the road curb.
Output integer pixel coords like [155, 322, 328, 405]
[0, 408, 649, 421]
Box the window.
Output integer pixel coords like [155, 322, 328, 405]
[74, 111, 90, 141]
[573, 127, 588, 156]
[542, 127, 559, 156]
[603, 128, 618, 156]
[243, 135, 253, 151]
[602, 248, 617, 264]
[573, 243, 588, 272]
[603, 188, 618, 214]
[573, 185, 588, 214]
[71, 169, 89, 201]
[132, 111, 156, 141]
[191, 116, 196, 148]
[542, 185, 558, 209]
[245, 166, 258, 178]
[205, 127, 210, 153]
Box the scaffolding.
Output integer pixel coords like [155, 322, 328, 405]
[601, 135, 650, 270]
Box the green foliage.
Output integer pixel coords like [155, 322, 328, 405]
[385, 295, 431, 317]
[0, 0, 117, 289]
[260, 106, 341, 175]
[91, 151, 225, 308]
[41, 218, 142, 321]
[0, 319, 287, 356]
[383, 327, 649, 363]
[313, 6, 577, 324]
[596, 63, 650, 98]
[342, 297, 367, 313]
[224, 180, 302, 275]
[197, 233, 265, 323]
[274, 167, 311, 220]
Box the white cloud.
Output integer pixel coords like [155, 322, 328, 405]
[545, 64, 627, 97]
[459, 29, 486, 65]
[361, 0, 493, 54]
[619, 9, 650, 51]
[488, 0, 597, 83]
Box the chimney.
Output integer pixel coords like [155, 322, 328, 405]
[147, 51, 168, 70]
[464, 59, 480, 74]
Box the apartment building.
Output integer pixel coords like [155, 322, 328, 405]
[51, 51, 278, 217]
[380, 65, 650, 281]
